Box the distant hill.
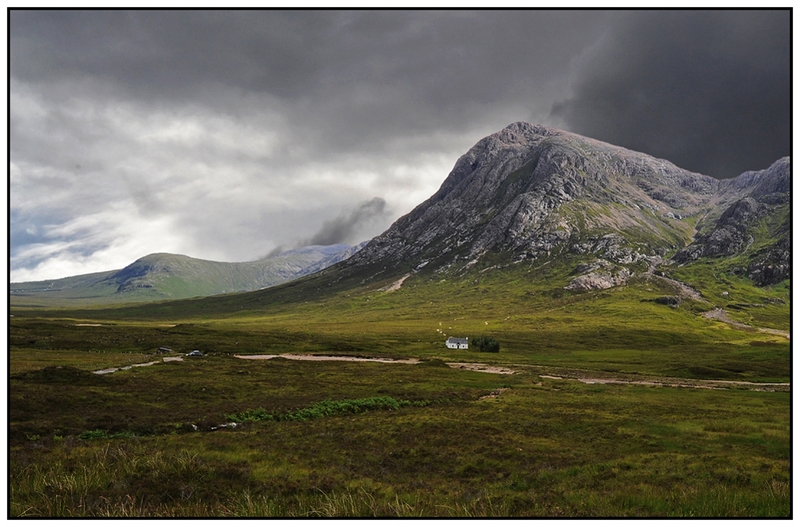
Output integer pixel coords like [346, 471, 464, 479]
[10, 243, 365, 306]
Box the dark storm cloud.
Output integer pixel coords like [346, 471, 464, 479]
[305, 197, 391, 247]
[551, 10, 790, 179]
[11, 10, 329, 98]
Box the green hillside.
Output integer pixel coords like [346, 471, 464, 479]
[10, 244, 358, 307]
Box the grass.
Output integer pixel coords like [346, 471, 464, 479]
[10, 261, 789, 382]
[10, 363, 790, 517]
[8, 253, 790, 517]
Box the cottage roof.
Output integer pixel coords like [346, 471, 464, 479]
[446, 337, 468, 344]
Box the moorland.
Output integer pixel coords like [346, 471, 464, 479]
[9, 258, 790, 517]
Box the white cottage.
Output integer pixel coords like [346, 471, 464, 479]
[446, 337, 469, 349]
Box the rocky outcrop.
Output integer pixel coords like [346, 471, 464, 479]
[720, 157, 790, 203]
[747, 234, 791, 286]
[563, 258, 634, 292]
[673, 157, 790, 285]
[673, 198, 765, 262]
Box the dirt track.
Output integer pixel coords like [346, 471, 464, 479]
[702, 308, 790, 339]
[232, 354, 787, 391]
[92, 353, 788, 392]
[234, 354, 517, 374]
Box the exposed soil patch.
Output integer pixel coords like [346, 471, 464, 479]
[479, 387, 510, 400]
[447, 362, 517, 375]
[380, 273, 412, 292]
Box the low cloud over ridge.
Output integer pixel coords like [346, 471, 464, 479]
[305, 197, 390, 247]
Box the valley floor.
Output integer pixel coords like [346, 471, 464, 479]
[9, 268, 790, 517]
[9, 347, 790, 518]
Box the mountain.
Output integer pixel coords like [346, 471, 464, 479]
[10, 243, 365, 306]
[335, 122, 789, 290]
[11, 123, 789, 314]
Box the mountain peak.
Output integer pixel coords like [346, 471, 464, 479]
[341, 123, 789, 286]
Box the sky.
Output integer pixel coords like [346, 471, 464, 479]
[9, 9, 791, 282]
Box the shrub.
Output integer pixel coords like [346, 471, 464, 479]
[226, 397, 413, 424]
[78, 429, 136, 440]
[472, 336, 500, 353]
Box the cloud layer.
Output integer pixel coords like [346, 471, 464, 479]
[10, 10, 790, 281]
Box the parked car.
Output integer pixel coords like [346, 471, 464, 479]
[186, 350, 203, 357]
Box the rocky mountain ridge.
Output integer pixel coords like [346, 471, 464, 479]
[341, 122, 789, 289]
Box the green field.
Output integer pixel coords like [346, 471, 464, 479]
[8, 263, 791, 517]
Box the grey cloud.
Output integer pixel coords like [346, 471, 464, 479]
[263, 245, 287, 259]
[10, 11, 607, 155]
[10, 10, 790, 281]
[304, 197, 390, 247]
[551, 10, 790, 178]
